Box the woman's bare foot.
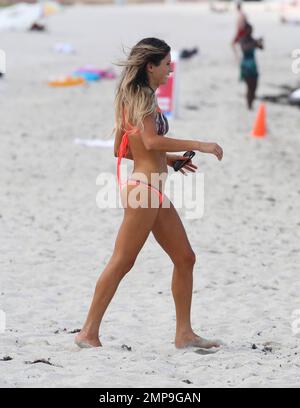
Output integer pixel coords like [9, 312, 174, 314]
[74, 331, 102, 348]
[175, 332, 223, 349]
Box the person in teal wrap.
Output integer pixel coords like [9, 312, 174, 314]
[239, 23, 264, 110]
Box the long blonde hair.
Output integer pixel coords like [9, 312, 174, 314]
[114, 38, 171, 135]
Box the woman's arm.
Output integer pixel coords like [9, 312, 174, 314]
[241, 38, 263, 51]
[141, 114, 223, 160]
[255, 38, 264, 50]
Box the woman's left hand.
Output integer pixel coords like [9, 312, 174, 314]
[166, 154, 198, 176]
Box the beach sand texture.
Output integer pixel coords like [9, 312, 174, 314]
[0, 2, 300, 387]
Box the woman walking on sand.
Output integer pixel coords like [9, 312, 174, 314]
[75, 38, 223, 349]
[239, 23, 264, 110]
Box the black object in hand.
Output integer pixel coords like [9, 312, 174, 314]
[173, 151, 196, 172]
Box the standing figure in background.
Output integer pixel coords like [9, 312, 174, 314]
[239, 23, 264, 110]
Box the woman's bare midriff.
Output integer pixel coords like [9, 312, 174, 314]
[128, 133, 168, 193]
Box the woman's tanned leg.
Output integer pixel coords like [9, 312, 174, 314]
[152, 200, 222, 349]
[75, 185, 160, 347]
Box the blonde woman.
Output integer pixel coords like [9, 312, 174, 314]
[75, 38, 223, 349]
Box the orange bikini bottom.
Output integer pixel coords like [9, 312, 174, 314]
[120, 178, 164, 207]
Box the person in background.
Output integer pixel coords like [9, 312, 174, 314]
[239, 23, 264, 110]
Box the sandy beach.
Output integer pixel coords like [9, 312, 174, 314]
[1, 1, 300, 387]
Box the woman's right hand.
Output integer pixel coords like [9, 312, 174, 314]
[257, 38, 264, 49]
[198, 142, 223, 161]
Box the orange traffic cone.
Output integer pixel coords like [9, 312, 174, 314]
[251, 103, 266, 138]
